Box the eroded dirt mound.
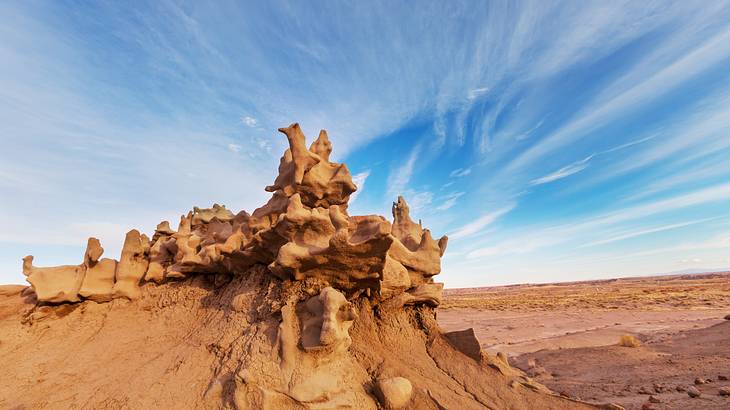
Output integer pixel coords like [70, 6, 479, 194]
[1, 124, 594, 409]
[0, 273, 591, 409]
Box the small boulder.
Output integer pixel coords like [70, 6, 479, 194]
[375, 377, 413, 409]
[638, 386, 652, 395]
[724, 314, 730, 320]
[648, 395, 661, 403]
[641, 403, 654, 410]
[718, 375, 728, 381]
[719, 387, 730, 396]
[687, 386, 701, 398]
[695, 378, 707, 385]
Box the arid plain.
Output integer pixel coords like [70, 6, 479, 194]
[439, 272, 730, 409]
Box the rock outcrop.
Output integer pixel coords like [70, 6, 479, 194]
[21, 123, 446, 307]
[6, 124, 595, 409]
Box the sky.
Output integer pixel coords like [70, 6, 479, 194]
[2, 1, 730, 288]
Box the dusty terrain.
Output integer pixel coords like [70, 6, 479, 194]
[440, 273, 730, 409]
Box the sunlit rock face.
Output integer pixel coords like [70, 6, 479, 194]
[21, 123, 448, 306]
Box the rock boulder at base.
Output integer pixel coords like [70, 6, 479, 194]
[375, 377, 413, 409]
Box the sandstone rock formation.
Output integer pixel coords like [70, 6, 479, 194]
[21, 123, 447, 307]
[4, 124, 595, 409]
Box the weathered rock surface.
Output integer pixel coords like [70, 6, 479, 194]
[4, 124, 595, 409]
[375, 376, 413, 409]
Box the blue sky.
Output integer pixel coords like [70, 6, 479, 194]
[2, 1, 730, 287]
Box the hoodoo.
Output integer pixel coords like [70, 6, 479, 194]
[0, 124, 596, 409]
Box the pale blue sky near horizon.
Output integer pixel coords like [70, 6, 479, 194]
[2, 1, 730, 288]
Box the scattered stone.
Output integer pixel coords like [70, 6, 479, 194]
[375, 377, 413, 409]
[724, 314, 730, 320]
[719, 387, 730, 396]
[648, 395, 661, 403]
[638, 386, 652, 395]
[719, 375, 728, 381]
[687, 386, 701, 398]
[695, 378, 707, 385]
[641, 403, 654, 410]
[676, 385, 686, 392]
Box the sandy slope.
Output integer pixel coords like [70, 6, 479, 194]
[0, 273, 593, 409]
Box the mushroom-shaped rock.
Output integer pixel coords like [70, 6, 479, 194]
[23, 255, 85, 303]
[375, 377, 413, 409]
[112, 229, 150, 299]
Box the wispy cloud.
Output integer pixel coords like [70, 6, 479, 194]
[349, 170, 371, 203]
[463, 182, 730, 260]
[449, 204, 515, 240]
[436, 192, 465, 211]
[241, 116, 258, 127]
[507, 21, 730, 173]
[579, 217, 719, 248]
[449, 167, 472, 178]
[387, 145, 421, 199]
[405, 191, 434, 213]
[467, 87, 489, 100]
[530, 155, 593, 185]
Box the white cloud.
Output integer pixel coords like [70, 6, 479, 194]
[467, 87, 489, 100]
[228, 143, 242, 153]
[529, 155, 592, 185]
[463, 182, 730, 260]
[449, 167, 472, 178]
[406, 191, 434, 213]
[348, 170, 370, 203]
[449, 204, 515, 240]
[387, 145, 421, 199]
[579, 218, 717, 248]
[241, 116, 258, 127]
[507, 22, 730, 173]
[436, 192, 465, 211]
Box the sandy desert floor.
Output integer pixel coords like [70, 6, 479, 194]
[439, 272, 730, 410]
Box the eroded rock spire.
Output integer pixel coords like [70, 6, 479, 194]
[21, 123, 448, 307]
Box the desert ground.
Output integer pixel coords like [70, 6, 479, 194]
[439, 272, 730, 410]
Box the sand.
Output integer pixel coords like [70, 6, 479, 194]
[439, 272, 730, 410]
